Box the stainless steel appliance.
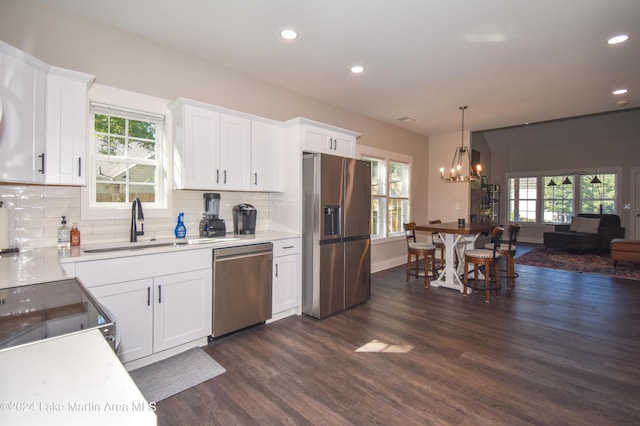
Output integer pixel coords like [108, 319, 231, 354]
[232, 203, 257, 235]
[0, 278, 118, 351]
[302, 153, 371, 319]
[211, 243, 272, 337]
[200, 193, 226, 237]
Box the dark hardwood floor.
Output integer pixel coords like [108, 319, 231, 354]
[156, 244, 640, 425]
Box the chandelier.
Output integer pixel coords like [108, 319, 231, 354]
[440, 106, 481, 183]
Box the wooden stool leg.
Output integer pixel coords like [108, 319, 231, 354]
[484, 260, 491, 303]
[463, 259, 469, 295]
[406, 252, 411, 282]
[509, 254, 516, 289]
[424, 254, 430, 288]
[495, 262, 501, 299]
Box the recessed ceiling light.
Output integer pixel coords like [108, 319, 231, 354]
[607, 34, 629, 45]
[613, 88, 628, 95]
[279, 29, 298, 40]
[350, 65, 365, 74]
[397, 117, 414, 123]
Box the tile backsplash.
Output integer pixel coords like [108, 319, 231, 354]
[0, 184, 269, 249]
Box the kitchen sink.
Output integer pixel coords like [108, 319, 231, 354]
[82, 241, 189, 253]
[81, 237, 240, 253]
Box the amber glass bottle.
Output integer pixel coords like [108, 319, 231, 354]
[70, 223, 81, 247]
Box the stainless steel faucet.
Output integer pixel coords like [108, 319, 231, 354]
[130, 198, 145, 242]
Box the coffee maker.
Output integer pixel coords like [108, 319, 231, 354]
[232, 204, 257, 235]
[199, 193, 226, 237]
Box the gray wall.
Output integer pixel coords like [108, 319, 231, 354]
[482, 108, 640, 242]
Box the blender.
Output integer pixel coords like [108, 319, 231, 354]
[199, 193, 226, 237]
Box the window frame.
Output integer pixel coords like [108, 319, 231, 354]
[359, 146, 412, 241]
[81, 84, 171, 220]
[506, 169, 620, 225]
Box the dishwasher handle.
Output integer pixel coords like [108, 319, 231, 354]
[213, 243, 273, 261]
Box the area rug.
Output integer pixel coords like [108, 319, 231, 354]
[129, 347, 226, 402]
[516, 247, 640, 281]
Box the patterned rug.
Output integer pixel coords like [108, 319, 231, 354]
[516, 247, 640, 281]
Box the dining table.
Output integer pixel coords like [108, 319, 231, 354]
[415, 221, 496, 293]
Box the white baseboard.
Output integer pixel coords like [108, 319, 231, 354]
[372, 255, 407, 273]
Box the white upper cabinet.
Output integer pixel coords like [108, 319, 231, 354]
[0, 41, 47, 184]
[45, 66, 95, 185]
[219, 112, 251, 190]
[251, 120, 283, 192]
[172, 101, 221, 190]
[171, 97, 283, 192]
[303, 124, 357, 158]
[285, 118, 359, 158]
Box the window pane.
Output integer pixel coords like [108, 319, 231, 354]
[128, 120, 156, 139]
[96, 159, 127, 183]
[388, 198, 409, 235]
[129, 164, 156, 184]
[542, 175, 574, 223]
[508, 177, 537, 223]
[580, 173, 616, 214]
[371, 197, 385, 237]
[366, 158, 386, 196]
[128, 140, 157, 160]
[96, 182, 126, 203]
[389, 162, 409, 198]
[129, 184, 155, 203]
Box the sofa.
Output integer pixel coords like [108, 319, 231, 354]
[543, 214, 625, 251]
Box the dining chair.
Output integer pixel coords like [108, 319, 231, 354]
[403, 222, 437, 288]
[484, 223, 520, 289]
[463, 226, 504, 302]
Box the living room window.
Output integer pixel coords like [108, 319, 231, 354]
[508, 171, 619, 225]
[508, 177, 537, 223]
[360, 147, 411, 240]
[543, 175, 574, 224]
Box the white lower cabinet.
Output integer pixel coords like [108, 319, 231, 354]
[271, 238, 301, 321]
[70, 249, 212, 364]
[89, 269, 211, 364]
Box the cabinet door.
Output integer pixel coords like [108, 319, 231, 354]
[45, 70, 93, 185]
[332, 132, 356, 158]
[302, 125, 332, 154]
[181, 104, 220, 189]
[90, 278, 154, 364]
[272, 254, 299, 315]
[220, 113, 251, 190]
[251, 121, 282, 192]
[153, 269, 212, 353]
[0, 50, 46, 184]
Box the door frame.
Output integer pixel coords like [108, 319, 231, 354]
[630, 167, 640, 240]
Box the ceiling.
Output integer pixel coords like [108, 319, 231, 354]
[39, 0, 639, 136]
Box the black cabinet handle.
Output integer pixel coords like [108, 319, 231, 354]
[283, 245, 294, 250]
[224, 170, 227, 184]
[216, 169, 220, 183]
[158, 285, 162, 303]
[254, 172, 258, 186]
[275, 263, 279, 277]
[38, 153, 45, 174]
[78, 157, 82, 177]
[147, 287, 151, 306]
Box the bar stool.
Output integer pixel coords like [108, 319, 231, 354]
[428, 219, 445, 271]
[403, 222, 437, 288]
[484, 224, 520, 289]
[463, 226, 504, 302]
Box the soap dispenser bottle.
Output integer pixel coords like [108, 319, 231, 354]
[57, 216, 70, 248]
[175, 212, 187, 239]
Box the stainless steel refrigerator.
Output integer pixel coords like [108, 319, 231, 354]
[302, 152, 371, 319]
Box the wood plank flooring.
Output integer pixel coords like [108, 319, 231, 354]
[156, 246, 640, 425]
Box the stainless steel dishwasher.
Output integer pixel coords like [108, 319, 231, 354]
[212, 243, 273, 337]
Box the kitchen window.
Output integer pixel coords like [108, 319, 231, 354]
[81, 84, 169, 220]
[360, 147, 411, 239]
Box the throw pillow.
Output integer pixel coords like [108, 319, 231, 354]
[569, 216, 600, 233]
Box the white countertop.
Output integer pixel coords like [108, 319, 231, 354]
[0, 231, 299, 289]
[0, 329, 156, 426]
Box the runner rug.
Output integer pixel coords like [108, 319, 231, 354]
[129, 347, 226, 403]
[515, 247, 640, 281]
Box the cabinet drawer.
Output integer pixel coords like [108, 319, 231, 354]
[273, 238, 301, 257]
